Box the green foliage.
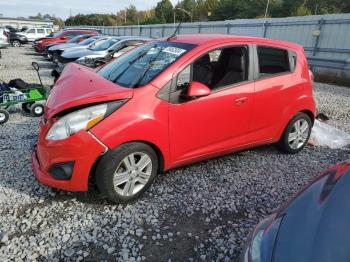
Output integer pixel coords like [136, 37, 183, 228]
[45, 0, 350, 27]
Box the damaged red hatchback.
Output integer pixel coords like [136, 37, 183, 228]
[32, 34, 316, 203]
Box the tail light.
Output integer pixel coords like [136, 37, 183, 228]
[308, 69, 314, 82]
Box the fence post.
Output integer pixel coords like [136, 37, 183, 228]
[312, 19, 325, 56]
[162, 26, 165, 37]
[139, 26, 142, 36]
[226, 24, 231, 34]
[198, 24, 201, 33]
[263, 21, 269, 37]
[150, 26, 152, 37]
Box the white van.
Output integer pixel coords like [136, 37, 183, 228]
[19, 28, 53, 41]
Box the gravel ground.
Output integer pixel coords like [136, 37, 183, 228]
[0, 46, 349, 261]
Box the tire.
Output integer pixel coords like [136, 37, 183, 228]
[30, 103, 44, 117]
[21, 102, 34, 113]
[278, 112, 312, 154]
[11, 40, 21, 47]
[0, 109, 9, 124]
[95, 142, 159, 204]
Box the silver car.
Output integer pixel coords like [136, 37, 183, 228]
[58, 36, 138, 65]
[75, 38, 151, 68]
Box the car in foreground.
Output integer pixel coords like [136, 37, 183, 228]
[8, 32, 28, 47]
[75, 37, 151, 68]
[31, 34, 316, 203]
[33, 29, 99, 53]
[241, 160, 350, 262]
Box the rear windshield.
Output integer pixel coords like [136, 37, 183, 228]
[90, 38, 119, 51]
[98, 41, 196, 88]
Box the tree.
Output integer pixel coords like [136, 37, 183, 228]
[155, 0, 174, 23]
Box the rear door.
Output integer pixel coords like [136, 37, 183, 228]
[26, 28, 36, 41]
[248, 44, 298, 143]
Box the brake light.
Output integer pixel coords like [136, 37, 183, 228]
[308, 69, 314, 82]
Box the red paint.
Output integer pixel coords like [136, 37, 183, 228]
[32, 34, 316, 191]
[34, 30, 98, 53]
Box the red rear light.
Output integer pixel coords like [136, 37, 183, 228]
[308, 69, 314, 82]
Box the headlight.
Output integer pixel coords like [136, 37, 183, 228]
[45, 101, 127, 140]
[241, 214, 283, 262]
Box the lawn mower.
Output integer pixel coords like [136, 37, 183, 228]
[0, 61, 49, 124]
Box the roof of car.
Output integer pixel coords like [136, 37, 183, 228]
[166, 34, 302, 50]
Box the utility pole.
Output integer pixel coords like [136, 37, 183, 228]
[69, 8, 72, 18]
[124, 10, 127, 25]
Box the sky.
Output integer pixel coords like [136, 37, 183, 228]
[0, 0, 178, 19]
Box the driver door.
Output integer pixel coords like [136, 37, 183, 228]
[168, 45, 254, 166]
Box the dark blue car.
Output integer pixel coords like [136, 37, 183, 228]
[241, 160, 350, 262]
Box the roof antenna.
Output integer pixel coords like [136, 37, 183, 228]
[167, 22, 182, 41]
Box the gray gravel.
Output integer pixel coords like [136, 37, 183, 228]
[0, 46, 349, 261]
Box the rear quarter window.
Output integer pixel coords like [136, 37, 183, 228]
[257, 46, 290, 78]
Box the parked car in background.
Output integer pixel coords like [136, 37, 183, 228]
[32, 34, 316, 204]
[18, 27, 52, 42]
[47, 35, 106, 61]
[8, 32, 28, 47]
[0, 28, 9, 48]
[75, 37, 151, 68]
[33, 29, 99, 53]
[241, 160, 350, 262]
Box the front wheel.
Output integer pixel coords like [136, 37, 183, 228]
[95, 142, 159, 204]
[11, 40, 21, 47]
[30, 103, 44, 117]
[0, 109, 9, 124]
[278, 112, 312, 154]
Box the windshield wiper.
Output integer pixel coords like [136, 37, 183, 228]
[108, 47, 154, 82]
[129, 47, 163, 88]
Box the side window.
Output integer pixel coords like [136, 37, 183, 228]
[64, 32, 77, 39]
[257, 46, 290, 78]
[176, 65, 191, 91]
[46, 29, 52, 34]
[28, 29, 35, 34]
[37, 29, 45, 34]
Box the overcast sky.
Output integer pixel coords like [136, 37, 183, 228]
[0, 0, 178, 19]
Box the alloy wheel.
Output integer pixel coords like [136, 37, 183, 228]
[12, 41, 20, 47]
[0, 113, 5, 121]
[113, 152, 153, 197]
[288, 119, 310, 149]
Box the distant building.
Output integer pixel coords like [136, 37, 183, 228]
[0, 17, 53, 29]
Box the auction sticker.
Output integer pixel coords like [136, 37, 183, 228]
[163, 47, 186, 56]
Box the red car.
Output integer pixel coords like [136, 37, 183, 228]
[33, 29, 99, 53]
[31, 34, 316, 203]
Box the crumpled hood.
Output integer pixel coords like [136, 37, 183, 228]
[45, 63, 133, 119]
[61, 48, 105, 59]
[274, 161, 350, 262]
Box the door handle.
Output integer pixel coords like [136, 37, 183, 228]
[234, 97, 248, 105]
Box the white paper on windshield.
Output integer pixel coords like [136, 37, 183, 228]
[162, 47, 186, 56]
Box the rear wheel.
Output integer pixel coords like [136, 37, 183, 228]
[278, 112, 312, 154]
[95, 142, 159, 204]
[30, 103, 44, 117]
[21, 102, 34, 113]
[0, 109, 9, 124]
[11, 40, 21, 47]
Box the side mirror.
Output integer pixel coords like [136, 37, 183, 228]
[31, 62, 40, 71]
[187, 81, 211, 98]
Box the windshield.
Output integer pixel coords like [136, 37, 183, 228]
[51, 30, 63, 37]
[79, 37, 98, 46]
[90, 38, 119, 51]
[68, 35, 83, 43]
[98, 41, 196, 88]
